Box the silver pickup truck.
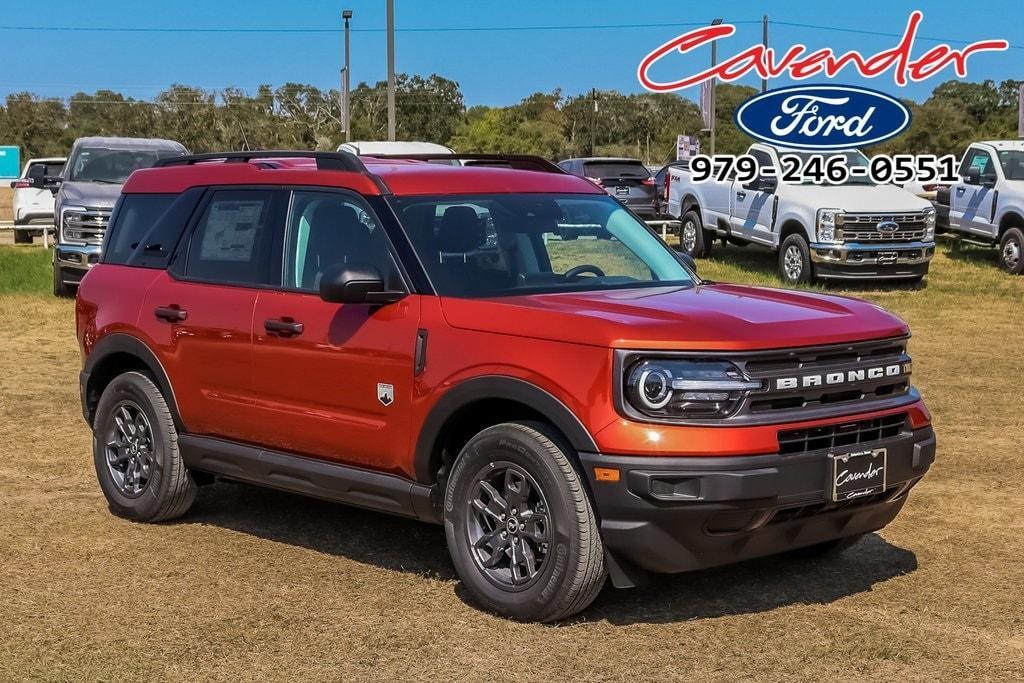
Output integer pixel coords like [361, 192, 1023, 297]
[41, 137, 187, 296]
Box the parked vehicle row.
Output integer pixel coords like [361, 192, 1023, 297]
[76, 149, 934, 622]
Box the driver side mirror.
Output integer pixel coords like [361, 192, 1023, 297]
[676, 251, 697, 273]
[318, 264, 405, 305]
[965, 166, 981, 185]
[745, 176, 777, 193]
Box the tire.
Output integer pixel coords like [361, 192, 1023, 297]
[998, 227, 1024, 274]
[779, 233, 814, 285]
[14, 229, 32, 244]
[788, 533, 865, 559]
[678, 209, 712, 258]
[92, 371, 197, 523]
[444, 422, 606, 622]
[52, 265, 74, 298]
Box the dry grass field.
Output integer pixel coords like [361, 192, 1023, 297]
[1, 237, 1022, 680]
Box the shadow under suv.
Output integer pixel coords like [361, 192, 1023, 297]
[76, 151, 935, 622]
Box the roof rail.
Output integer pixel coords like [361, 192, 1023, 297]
[365, 153, 565, 174]
[152, 150, 368, 173]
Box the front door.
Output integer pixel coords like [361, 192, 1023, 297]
[952, 147, 998, 238]
[249, 190, 421, 475]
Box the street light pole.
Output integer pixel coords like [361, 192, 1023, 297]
[762, 15, 769, 93]
[710, 18, 722, 156]
[386, 0, 396, 141]
[343, 9, 352, 142]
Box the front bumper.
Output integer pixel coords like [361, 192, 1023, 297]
[580, 425, 935, 583]
[809, 241, 935, 280]
[54, 243, 101, 276]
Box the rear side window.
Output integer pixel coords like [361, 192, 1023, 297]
[183, 189, 284, 286]
[582, 161, 650, 180]
[103, 194, 176, 265]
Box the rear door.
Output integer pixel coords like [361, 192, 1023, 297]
[952, 146, 998, 238]
[139, 187, 287, 444]
[248, 189, 421, 473]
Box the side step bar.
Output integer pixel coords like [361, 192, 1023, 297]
[179, 434, 440, 524]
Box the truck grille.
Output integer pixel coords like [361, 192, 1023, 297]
[62, 207, 111, 245]
[838, 212, 928, 243]
[777, 413, 907, 455]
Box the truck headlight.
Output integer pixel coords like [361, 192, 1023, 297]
[816, 208, 844, 244]
[924, 209, 935, 241]
[624, 359, 762, 420]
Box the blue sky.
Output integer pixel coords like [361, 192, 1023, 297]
[1, 0, 1020, 106]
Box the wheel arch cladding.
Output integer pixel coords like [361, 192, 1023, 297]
[999, 211, 1024, 235]
[413, 376, 598, 484]
[83, 334, 182, 430]
[780, 218, 807, 241]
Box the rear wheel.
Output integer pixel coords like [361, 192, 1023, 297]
[14, 229, 32, 244]
[92, 371, 197, 522]
[998, 227, 1024, 274]
[678, 210, 712, 258]
[444, 422, 606, 622]
[779, 233, 813, 285]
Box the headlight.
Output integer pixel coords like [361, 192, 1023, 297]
[816, 208, 844, 244]
[924, 209, 935, 241]
[60, 206, 88, 242]
[624, 359, 762, 420]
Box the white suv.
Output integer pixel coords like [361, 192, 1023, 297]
[10, 157, 66, 243]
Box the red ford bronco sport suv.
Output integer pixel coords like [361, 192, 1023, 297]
[77, 151, 935, 622]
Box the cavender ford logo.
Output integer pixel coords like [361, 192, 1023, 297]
[775, 363, 904, 391]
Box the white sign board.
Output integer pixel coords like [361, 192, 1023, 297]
[676, 135, 700, 161]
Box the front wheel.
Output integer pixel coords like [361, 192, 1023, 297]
[999, 228, 1024, 274]
[52, 265, 74, 298]
[779, 233, 814, 285]
[444, 422, 606, 622]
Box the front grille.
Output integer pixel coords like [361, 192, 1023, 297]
[839, 212, 928, 243]
[777, 412, 907, 455]
[62, 207, 111, 245]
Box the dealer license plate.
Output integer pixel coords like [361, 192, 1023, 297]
[830, 448, 887, 502]
[615, 186, 630, 196]
[877, 251, 898, 264]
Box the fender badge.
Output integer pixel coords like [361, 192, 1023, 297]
[377, 383, 394, 406]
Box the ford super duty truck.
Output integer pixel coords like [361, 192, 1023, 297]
[934, 140, 1024, 274]
[666, 144, 936, 285]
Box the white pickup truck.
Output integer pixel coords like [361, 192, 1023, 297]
[666, 144, 936, 285]
[935, 140, 1024, 274]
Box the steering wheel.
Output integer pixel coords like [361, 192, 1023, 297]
[563, 264, 606, 279]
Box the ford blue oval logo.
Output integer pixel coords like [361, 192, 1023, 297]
[734, 85, 911, 150]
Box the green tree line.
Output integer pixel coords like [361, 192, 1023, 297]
[0, 76, 1019, 163]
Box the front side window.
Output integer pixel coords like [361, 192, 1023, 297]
[392, 193, 694, 298]
[284, 191, 401, 292]
[183, 189, 283, 286]
[959, 148, 996, 181]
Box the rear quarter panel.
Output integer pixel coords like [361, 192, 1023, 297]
[76, 265, 161, 362]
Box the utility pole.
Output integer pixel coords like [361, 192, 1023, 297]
[590, 88, 598, 156]
[710, 18, 722, 155]
[386, 0, 396, 141]
[762, 15, 769, 93]
[342, 9, 352, 142]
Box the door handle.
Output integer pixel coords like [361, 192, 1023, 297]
[956, 187, 966, 195]
[264, 317, 304, 337]
[154, 305, 187, 322]
[736, 191, 747, 201]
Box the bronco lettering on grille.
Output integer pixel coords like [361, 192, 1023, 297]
[775, 364, 903, 391]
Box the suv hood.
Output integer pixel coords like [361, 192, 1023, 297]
[57, 181, 123, 209]
[439, 284, 908, 351]
[784, 183, 932, 213]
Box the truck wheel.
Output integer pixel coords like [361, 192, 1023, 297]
[779, 234, 813, 285]
[998, 228, 1024, 274]
[52, 265, 74, 298]
[444, 422, 606, 622]
[679, 210, 712, 258]
[92, 371, 197, 522]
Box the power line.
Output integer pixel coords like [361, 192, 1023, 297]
[771, 20, 1023, 49]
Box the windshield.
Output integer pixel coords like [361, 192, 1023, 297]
[786, 150, 874, 186]
[997, 150, 1024, 180]
[68, 147, 180, 183]
[391, 193, 695, 298]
